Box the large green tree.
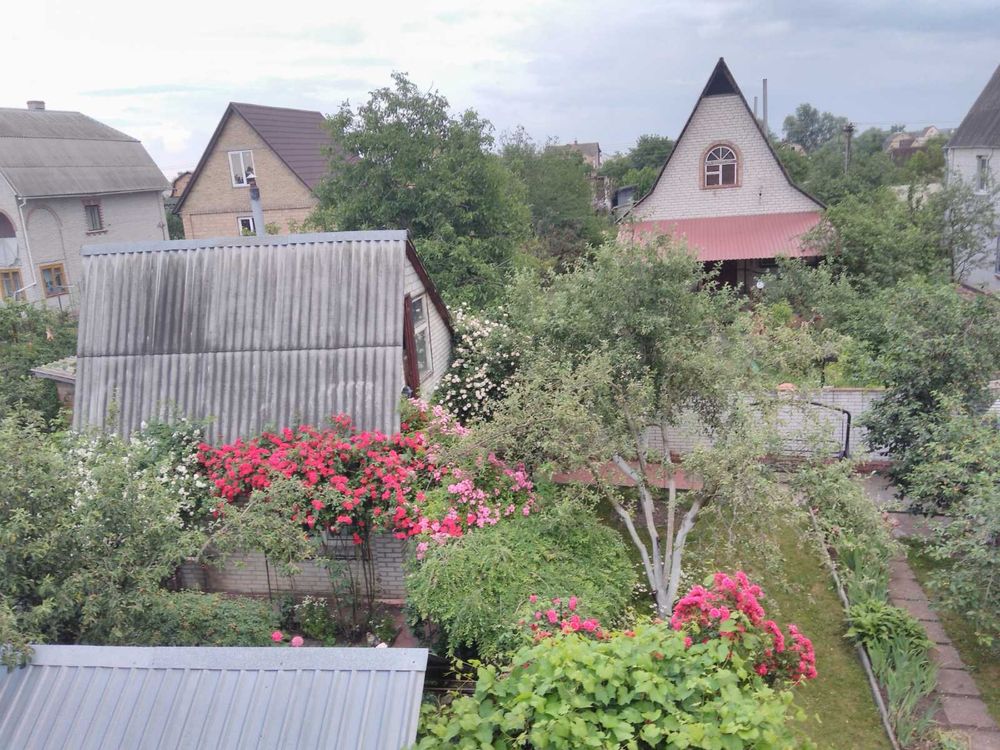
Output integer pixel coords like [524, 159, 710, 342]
[600, 134, 674, 198]
[311, 72, 530, 306]
[782, 103, 848, 153]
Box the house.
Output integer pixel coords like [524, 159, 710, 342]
[73, 230, 452, 441]
[0, 101, 169, 309]
[621, 58, 825, 290]
[945, 63, 1000, 293]
[557, 140, 610, 210]
[0, 645, 428, 750]
[175, 103, 336, 239]
[559, 140, 602, 172]
[884, 125, 949, 163]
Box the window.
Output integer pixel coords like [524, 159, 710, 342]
[39, 263, 67, 297]
[411, 295, 432, 374]
[704, 145, 738, 187]
[977, 155, 990, 192]
[83, 201, 103, 232]
[237, 216, 256, 236]
[995, 236, 1000, 275]
[0, 269, 23, 300]
[229, 150, 256, 187]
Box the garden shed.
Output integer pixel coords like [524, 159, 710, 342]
[73, 230, 452, 441]
[0, 645, 428, 749]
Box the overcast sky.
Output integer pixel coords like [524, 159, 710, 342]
[5, 0, 998, 178]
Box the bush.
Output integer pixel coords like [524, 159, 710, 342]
[845, 599, 932, 655]
[415, 623, 802, 749]
[112, 591, 278, 646]
[406, 499, 637, 661]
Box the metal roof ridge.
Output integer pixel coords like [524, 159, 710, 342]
[82, 229, 410, 256]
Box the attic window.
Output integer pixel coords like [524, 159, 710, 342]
[704, 145, 738, 188]
[411, 295, 433, 375]
[229, 150, 255, 187]
[977, 155, 990, 192]
[83, 200, 104, 232]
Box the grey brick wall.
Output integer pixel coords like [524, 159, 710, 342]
[179, 533, 409, 601]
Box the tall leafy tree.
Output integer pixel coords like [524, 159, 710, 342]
[782, 103, 848, 153]
[600, 134, 674, 197]
[311, 72, 530, 306]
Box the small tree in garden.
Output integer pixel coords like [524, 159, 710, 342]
[453, 240, 786, 616]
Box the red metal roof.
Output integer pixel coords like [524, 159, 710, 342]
[622, 211, 824, 261]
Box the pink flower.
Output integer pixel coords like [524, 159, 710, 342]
[546, 609, 559, 624]
[568, 596, 577, 611]
[582, 619, 598, 632]
[291, 635, 304, 647]
[529, 594, 538, 604]
[271, 630, 284, 642]
[684, 636, 693, 648]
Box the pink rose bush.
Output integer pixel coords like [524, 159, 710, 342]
[196, 400, 537, 556]
[522, 595, 605, 641]
[671, 571, 817, 685]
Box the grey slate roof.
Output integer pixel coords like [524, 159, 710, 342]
[73, 231, 437, 441]
[0, 644, 428, 750]
[948, 64, 1000, 149]
[0, 108, 169, 198]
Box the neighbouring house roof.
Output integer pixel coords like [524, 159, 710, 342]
[558, 141, 601, 161]
[622, 211, 824, 261]
[627, 58, 823, 217]
[29, 355, 77, 385]
[0, 108, 169, 198]
[0, 645, 428, 750]
[173, 102, 337, 214]
[74, 230, 451, 441]
[948, 64, 1000, 149]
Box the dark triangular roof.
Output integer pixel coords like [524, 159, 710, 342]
[174, 102, 337, 213]
[626, 58, 823, 217]
[948, 64, 1000, 149]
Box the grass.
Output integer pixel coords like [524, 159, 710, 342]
[905, 539, 1000, 725]
[598, 497, 891, 750]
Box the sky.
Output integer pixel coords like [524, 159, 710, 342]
[4, 0, 998, 179]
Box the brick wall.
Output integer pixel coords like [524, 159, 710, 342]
[180, 533, 409, 601]
[633, 94, 820, 221]
[645, 387, 887, 461]
[179, 111, 318, 240]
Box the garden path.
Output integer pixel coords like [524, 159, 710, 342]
[862, 476, 1000, 750]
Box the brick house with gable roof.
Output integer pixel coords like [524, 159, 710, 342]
[622, 58, 825, 290]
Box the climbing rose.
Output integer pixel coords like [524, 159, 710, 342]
[271, 631, 283, 643]
[290, 635, 304, 648]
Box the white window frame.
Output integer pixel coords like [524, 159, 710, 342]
[704, 145, 738, 188]
[228, 150, 256, 188]
[237, 216, 256, 236]
[976, 155, 990, 193]
[411, 295, 433, 375]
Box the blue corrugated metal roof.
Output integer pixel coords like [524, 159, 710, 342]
[0, 645, 428, 750]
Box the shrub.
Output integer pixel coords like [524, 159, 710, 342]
[406, 499, 636, 661]
[112, 591, 277, 646]
[845, 599, 932, 655]
[415, 622, 803, 749]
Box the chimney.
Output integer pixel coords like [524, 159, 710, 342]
[26, 100, 45, 111]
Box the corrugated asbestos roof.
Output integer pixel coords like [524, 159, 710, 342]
[0, 108, 169, 197]
[948, 64, 1000, 149]
[622, 211, 824, 261]
[74, 231, 411, 441]
[0, 645, 428, 750]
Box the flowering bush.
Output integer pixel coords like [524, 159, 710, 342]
[434, 307, 521, 424]
[671, 571, 818, 685]
[196, 401, 536, 555]
[523, 594, 605, 641]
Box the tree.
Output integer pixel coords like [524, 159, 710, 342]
[782, 103, 848, 153]
[923, 177, 1000, 283]
[600, 134, 674, 197]
[311, 72, 530, 306]
[453, 240, 786, 616]
[500, 129, 607, 269]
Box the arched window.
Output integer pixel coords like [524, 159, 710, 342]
[704, 145, 738, 187]
[0, 212, 15, 238]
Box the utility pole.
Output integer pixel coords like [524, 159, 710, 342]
[843, 122, 856, 174]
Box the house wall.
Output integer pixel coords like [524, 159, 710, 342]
[0, 177, 166, 307]
[946, 147, 1000, 292]
[632, 94, 820, 221]
[404, 258, 452, 394]
[179, 112, 318, 239]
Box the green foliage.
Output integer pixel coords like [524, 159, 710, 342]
[501, 130, 607, 270]
[166, 211, 185, 240]
[845, 600, 932, 653]
[600, 134, 673, 197]
[415, 624, 802, 749]
[288, 596, 338, 645]
[113, 591, 277, 646]
[406, 499, 636, 661]
[311, 72, 530, 306]
[782, 103, 848, 153]
[0, 595, 31, 671]
[0, 301, 77, 421]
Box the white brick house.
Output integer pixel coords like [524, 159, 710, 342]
[0, 102, 169, 309]
[623, 58, 824, 289]
[945, 63, 1000, 294]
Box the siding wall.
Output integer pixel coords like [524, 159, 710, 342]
[946, 147, 1000, 292]
[75, 234, 407, 441]
[180, 112, 318, 239]
[632, 94, 820, 221]
[404, 258, 452, 394]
